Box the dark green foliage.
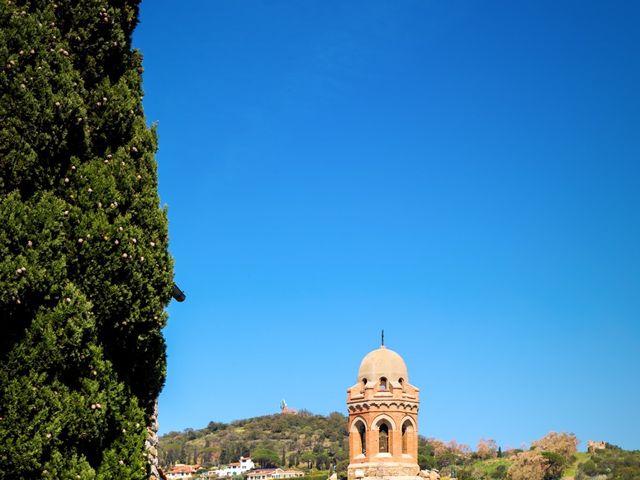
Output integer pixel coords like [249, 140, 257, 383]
[418, 443, 436, 470]
[579, 459, 597, 477]
[576, 447, 640, 480]
[207, 421, 228, 433]
[449, 458, 512, 480]
[253, 448, 281, 468]
[0, 0, 173, 478]
[541, 451, 565, 479]
[300, 451, 317, 469]
[492, 463, 507, 479]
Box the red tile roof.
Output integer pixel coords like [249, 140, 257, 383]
[168, 464, 200, 474]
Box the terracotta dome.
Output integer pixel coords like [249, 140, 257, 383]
[357, 346, 408, 384]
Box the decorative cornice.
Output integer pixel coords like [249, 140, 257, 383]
[347, 401, 419, 412]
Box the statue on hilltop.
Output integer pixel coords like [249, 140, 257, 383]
[280, 399, 297, 415]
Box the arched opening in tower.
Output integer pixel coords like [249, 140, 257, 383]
[379, 377, 388, 391]
[401, 420, 414, 454]
[379, 422, 390, 453]
[358, 422, 366, 455]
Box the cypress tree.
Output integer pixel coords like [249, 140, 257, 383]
[0, 1, 173, 478]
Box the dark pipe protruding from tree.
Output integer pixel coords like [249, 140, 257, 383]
[171, 283, 186, 302]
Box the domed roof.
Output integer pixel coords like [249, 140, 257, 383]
[358, 346, 408, 383]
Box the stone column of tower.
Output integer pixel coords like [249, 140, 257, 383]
[347, 346, 420, 480]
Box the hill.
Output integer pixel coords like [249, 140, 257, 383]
[575, 445, 640, 479]
[160, 417, 640, 480]
[159, 411, 349, 470]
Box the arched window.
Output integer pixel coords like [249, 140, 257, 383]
[401, 419, 414, 455]
[352, 419, 367, 457]
[401, 423, 408, 453]
[379, 377, 387, 391]
[361, 377, 368, 394]
[358, 422, 366, 455]
[379, 423, 390, 453]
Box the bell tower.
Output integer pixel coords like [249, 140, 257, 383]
[346, 345, 420, 480]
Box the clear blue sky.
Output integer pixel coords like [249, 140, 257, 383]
[134, 1, 640, 451]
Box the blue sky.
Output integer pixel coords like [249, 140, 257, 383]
[134, 1, 640, 450]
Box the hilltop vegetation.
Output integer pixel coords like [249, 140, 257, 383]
[159, 411, 349, 470]
[160, 414, 640, 480]
[576, 445, 640, 480]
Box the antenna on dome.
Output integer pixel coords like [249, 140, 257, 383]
[381, 329, 385, 347]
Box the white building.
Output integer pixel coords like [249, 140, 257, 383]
[247, 468, 304, 480]
[208, 456, 255, 478]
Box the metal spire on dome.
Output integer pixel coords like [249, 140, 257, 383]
[381, 329, 384, 347]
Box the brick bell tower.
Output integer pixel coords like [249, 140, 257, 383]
[346, 343, 420, 480]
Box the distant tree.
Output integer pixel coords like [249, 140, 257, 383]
[447, 440, 471, 457]
[333, 448, 348, 464]
[418, 444, 436, 470]
[417, 438, 470, 470]
[531, 432, 578, 463]
[316, 451, 331, 470]
[220, 445, 233, 465]
[477, 438, 498, 459]
[208, 422, 228, 433]
[253, 448, 280, 468]
[436, 451, 458, 470]
[497, 446, 503, 458]
[165, 448, 177, 466]
[301, 451, 316, 469]
[507, 451, 548, 480]
[540, 451, 565, 480]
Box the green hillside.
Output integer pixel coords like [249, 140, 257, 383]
[562, 452, 589, 478]
[574, 446, 640, 479]
[159, 411, 349, 470]
[161, 417, 640, 480]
